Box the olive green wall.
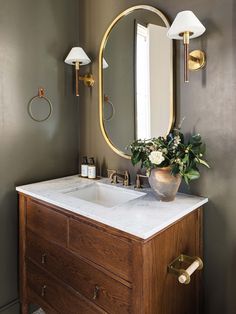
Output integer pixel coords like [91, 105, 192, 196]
[79, 0, 236, 313]
[0, 0, 79, 312]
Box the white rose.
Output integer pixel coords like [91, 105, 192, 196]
[149, 151, 165, 165]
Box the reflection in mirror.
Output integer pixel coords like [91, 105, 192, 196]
[135, 22, 172, 140]
[136, 23, 149, 140]
[100, 6, 174, 158]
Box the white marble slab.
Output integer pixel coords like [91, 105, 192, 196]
[16, 175, 208, 240]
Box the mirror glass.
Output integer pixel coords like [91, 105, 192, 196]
[99, 6, 174, 158]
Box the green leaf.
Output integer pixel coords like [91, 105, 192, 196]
[171, 164, 180, 176]
[198, 159, 210, 168]
[183, 175, 189, 185]
[189, 134, 202, 145]
[185, 169, 200, 181]
[131, 151, 141, 166]
[191, 145, 202, 155]
[182, 154, 189, 164]
[179, 132, 185, 143]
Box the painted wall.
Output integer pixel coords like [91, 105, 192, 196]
[0, 0, 79, 312]
[79, 0, 236, 313]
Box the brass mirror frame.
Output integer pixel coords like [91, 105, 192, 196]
[99, 5, 174, 159]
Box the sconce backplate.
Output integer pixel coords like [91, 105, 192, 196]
[79, 74, 95, 87]
[189, 50, 206, 71]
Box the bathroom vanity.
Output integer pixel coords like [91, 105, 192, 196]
[17, 176, 207, 314]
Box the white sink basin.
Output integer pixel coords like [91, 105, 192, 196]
[62, 182, 146, 208]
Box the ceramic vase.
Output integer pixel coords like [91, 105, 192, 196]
[148, 167, 181, 201]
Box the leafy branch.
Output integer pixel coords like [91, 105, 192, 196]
[129, 129, 210, 184]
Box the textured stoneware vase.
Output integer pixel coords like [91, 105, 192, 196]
[148, 167, 181, 201]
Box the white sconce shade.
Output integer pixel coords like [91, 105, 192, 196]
[167, 10, 206, 83]
[64, 47, 91, 66]
[103, 58, 109, 69]
[64, 47, 94, 96]
[167, 11, 206, 40]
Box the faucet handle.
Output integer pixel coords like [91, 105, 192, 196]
[107, 169, 116, 177]
[135, 173, 148, 189]
[123, 170, 130, 186]
[107, 169, 118, 184]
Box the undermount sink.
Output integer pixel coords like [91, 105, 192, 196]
[62, 182, 146, 208]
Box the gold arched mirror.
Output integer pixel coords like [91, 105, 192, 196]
[99, 5, 174, 159]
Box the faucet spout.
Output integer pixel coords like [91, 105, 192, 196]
[108, 170, 130, 186]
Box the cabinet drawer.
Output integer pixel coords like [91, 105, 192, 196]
[26, 230, 131, 314]
[27, 260, 106, 314]
[27, 198, 67, 247]
[68, 218, 132, 281]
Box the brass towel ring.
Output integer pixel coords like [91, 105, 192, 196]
[103, 95, 115, 121]
[28, 88, 53, 122]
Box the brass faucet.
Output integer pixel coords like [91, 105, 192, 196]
[108, 169, 130, 186]
[135, 173, 149, 189]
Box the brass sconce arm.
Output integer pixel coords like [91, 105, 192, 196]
[75, 62, 95, 96]
[180, 31, 206, 82]
[75, 61, 80, 96]
[183, 31, 191, 83]
[65, 47, 94, 97]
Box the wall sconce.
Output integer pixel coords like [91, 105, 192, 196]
[167, 11, 206, 82]
[64, 47, 95, 96]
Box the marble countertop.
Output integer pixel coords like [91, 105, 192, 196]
[16, 175, 208, 240]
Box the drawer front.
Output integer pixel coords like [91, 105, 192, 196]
[27, 260, 106, 314]
[26, 230, 131, 314]
[27, 198, 67, 247]
[69, 218, 132, 281]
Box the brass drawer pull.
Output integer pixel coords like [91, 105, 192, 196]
[168, 254, 203, 285]
[93, 285, 100, 300]
[41, 253, 47, 264]
[41, 285, 47, 297]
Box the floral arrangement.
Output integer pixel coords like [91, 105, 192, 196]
[130, 128, 209, 184]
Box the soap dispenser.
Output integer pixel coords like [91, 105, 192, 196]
[88, 157, 96, 179]
[81, 156, 88, 177]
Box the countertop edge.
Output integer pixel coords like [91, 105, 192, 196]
[16, 187, 208, 240]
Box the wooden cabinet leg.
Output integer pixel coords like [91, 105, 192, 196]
[19, 195, 28, 314]
[21, 302, 29, 314]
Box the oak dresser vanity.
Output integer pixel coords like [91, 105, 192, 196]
[17, 176, 208, 314]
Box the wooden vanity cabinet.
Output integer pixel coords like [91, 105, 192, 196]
[19, 194, 203, 314]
